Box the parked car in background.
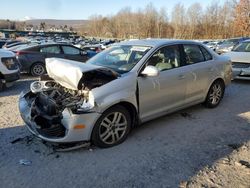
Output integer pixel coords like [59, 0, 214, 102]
[223, 39, 250, 80]
[82, 44, 102, 53]
[216, 37, 249, 54]
[15, 43, 92, 76]
[2, 40, 21, 48]
[0, 39, 7, 48]
[19, 39, 232, 148]
[3, 41, 29, 49]
[0, 49, 20, 91]
[100, 40, 116, 49]
[7, 42, 39, 51]
[205, 41, 224, 51]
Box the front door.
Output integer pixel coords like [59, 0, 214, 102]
[137, 45, 191, 122]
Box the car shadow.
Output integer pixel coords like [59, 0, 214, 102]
[232, 79, 249, 85]
[0, 74, 37, 97]
[128, 82, 250, 186]
[0, 82, 249, 188]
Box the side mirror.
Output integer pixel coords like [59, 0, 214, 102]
[141, 65, 159, 77]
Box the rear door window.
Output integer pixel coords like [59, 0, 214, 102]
[40, 46, 61, 54]
[27, 46, 40, 52]
[200, 46, 213, 61]
[183, 44, 205, 64]
[62, 46, 80, 55]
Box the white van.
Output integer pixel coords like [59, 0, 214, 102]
[0, 49, 20, 91]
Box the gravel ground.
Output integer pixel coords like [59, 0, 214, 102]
[0, 76, 249, 188]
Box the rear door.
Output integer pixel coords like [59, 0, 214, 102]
[61, 45, 88, 62]
[182, 44, 215, 103]
[138, 45, 192, 122]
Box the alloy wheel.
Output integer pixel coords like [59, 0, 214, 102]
[32, 64, 45, 76]
[99, 112, 128, 145]
[209, 83, 222, 105]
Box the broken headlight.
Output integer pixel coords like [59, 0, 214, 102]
[2, 57, 19, 70]
[30, 81, 54, 93]
[77, 91, 95, 112]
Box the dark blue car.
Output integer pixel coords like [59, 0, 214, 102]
[14, 43, 96, 76]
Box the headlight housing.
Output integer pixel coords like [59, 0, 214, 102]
[77, 91, 95, 112]
[1, 57, 19, 70]
[30, 81, 53, 93]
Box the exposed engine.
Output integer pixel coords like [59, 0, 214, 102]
[28, 81, 93, 138]
[27, 70, 117, 138]
[32, 81, 89, 114]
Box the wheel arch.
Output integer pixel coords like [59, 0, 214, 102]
[204, 77, 225, 101]
[116, 101, 138, 127]
[209, 77, 225, 89]
[99, 101, 139, 128]
[30, 61, 45, 73]
[90, 101, 138, 147]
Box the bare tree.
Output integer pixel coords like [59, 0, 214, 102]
[171, 3, 186, 38]
[234, 0, 250, 36]
[186, 3, 202, 39]
[85, 1, 249, 39]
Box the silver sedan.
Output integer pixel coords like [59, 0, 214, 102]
[19, 39, 232, 148]
[223, 40, 250, 80]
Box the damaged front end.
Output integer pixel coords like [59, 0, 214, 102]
[19, 58, 118, 143]
[19, 80, 99, 142]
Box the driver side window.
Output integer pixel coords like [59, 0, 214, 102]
[147, 45, 181, 71]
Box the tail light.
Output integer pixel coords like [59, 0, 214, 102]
[96, 47, 101, 53]
[16, 51, 29, 56]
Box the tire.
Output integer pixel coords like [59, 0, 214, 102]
[91, 105, 131, 148]
[30, 63, 46, 76]
[204, 80, 225, 108]
[0, 79, 4, 91]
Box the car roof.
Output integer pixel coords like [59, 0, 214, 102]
[37, 43, 73, 47]
[119, 39, 200, 47]
[242, 39, 250, 43]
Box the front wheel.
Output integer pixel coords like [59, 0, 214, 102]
[204, 80, 225, 108]
[91, 105, 131, 148]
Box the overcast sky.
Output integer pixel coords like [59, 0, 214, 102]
[1, 0, 226, 20]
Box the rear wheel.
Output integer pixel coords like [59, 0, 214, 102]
[204, 80, 225, 108]
[91, 105, 131, 148]
[31, 63, 46, 76]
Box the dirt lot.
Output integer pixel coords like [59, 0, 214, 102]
[0, 76, 249, 188]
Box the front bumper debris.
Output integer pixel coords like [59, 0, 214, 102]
[19, 91, 101, 143]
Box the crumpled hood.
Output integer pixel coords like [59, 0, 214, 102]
[46, 58, 117, 90]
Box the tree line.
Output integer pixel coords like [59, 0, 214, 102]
[84, 0, 250, 39]
[0, 20, 74, 32]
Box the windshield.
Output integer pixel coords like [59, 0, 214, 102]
[221, 39, 238, 45]
[232, 42, 250, 52]
[86, 45, 151, 74]
[207, 42, 217, 45]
